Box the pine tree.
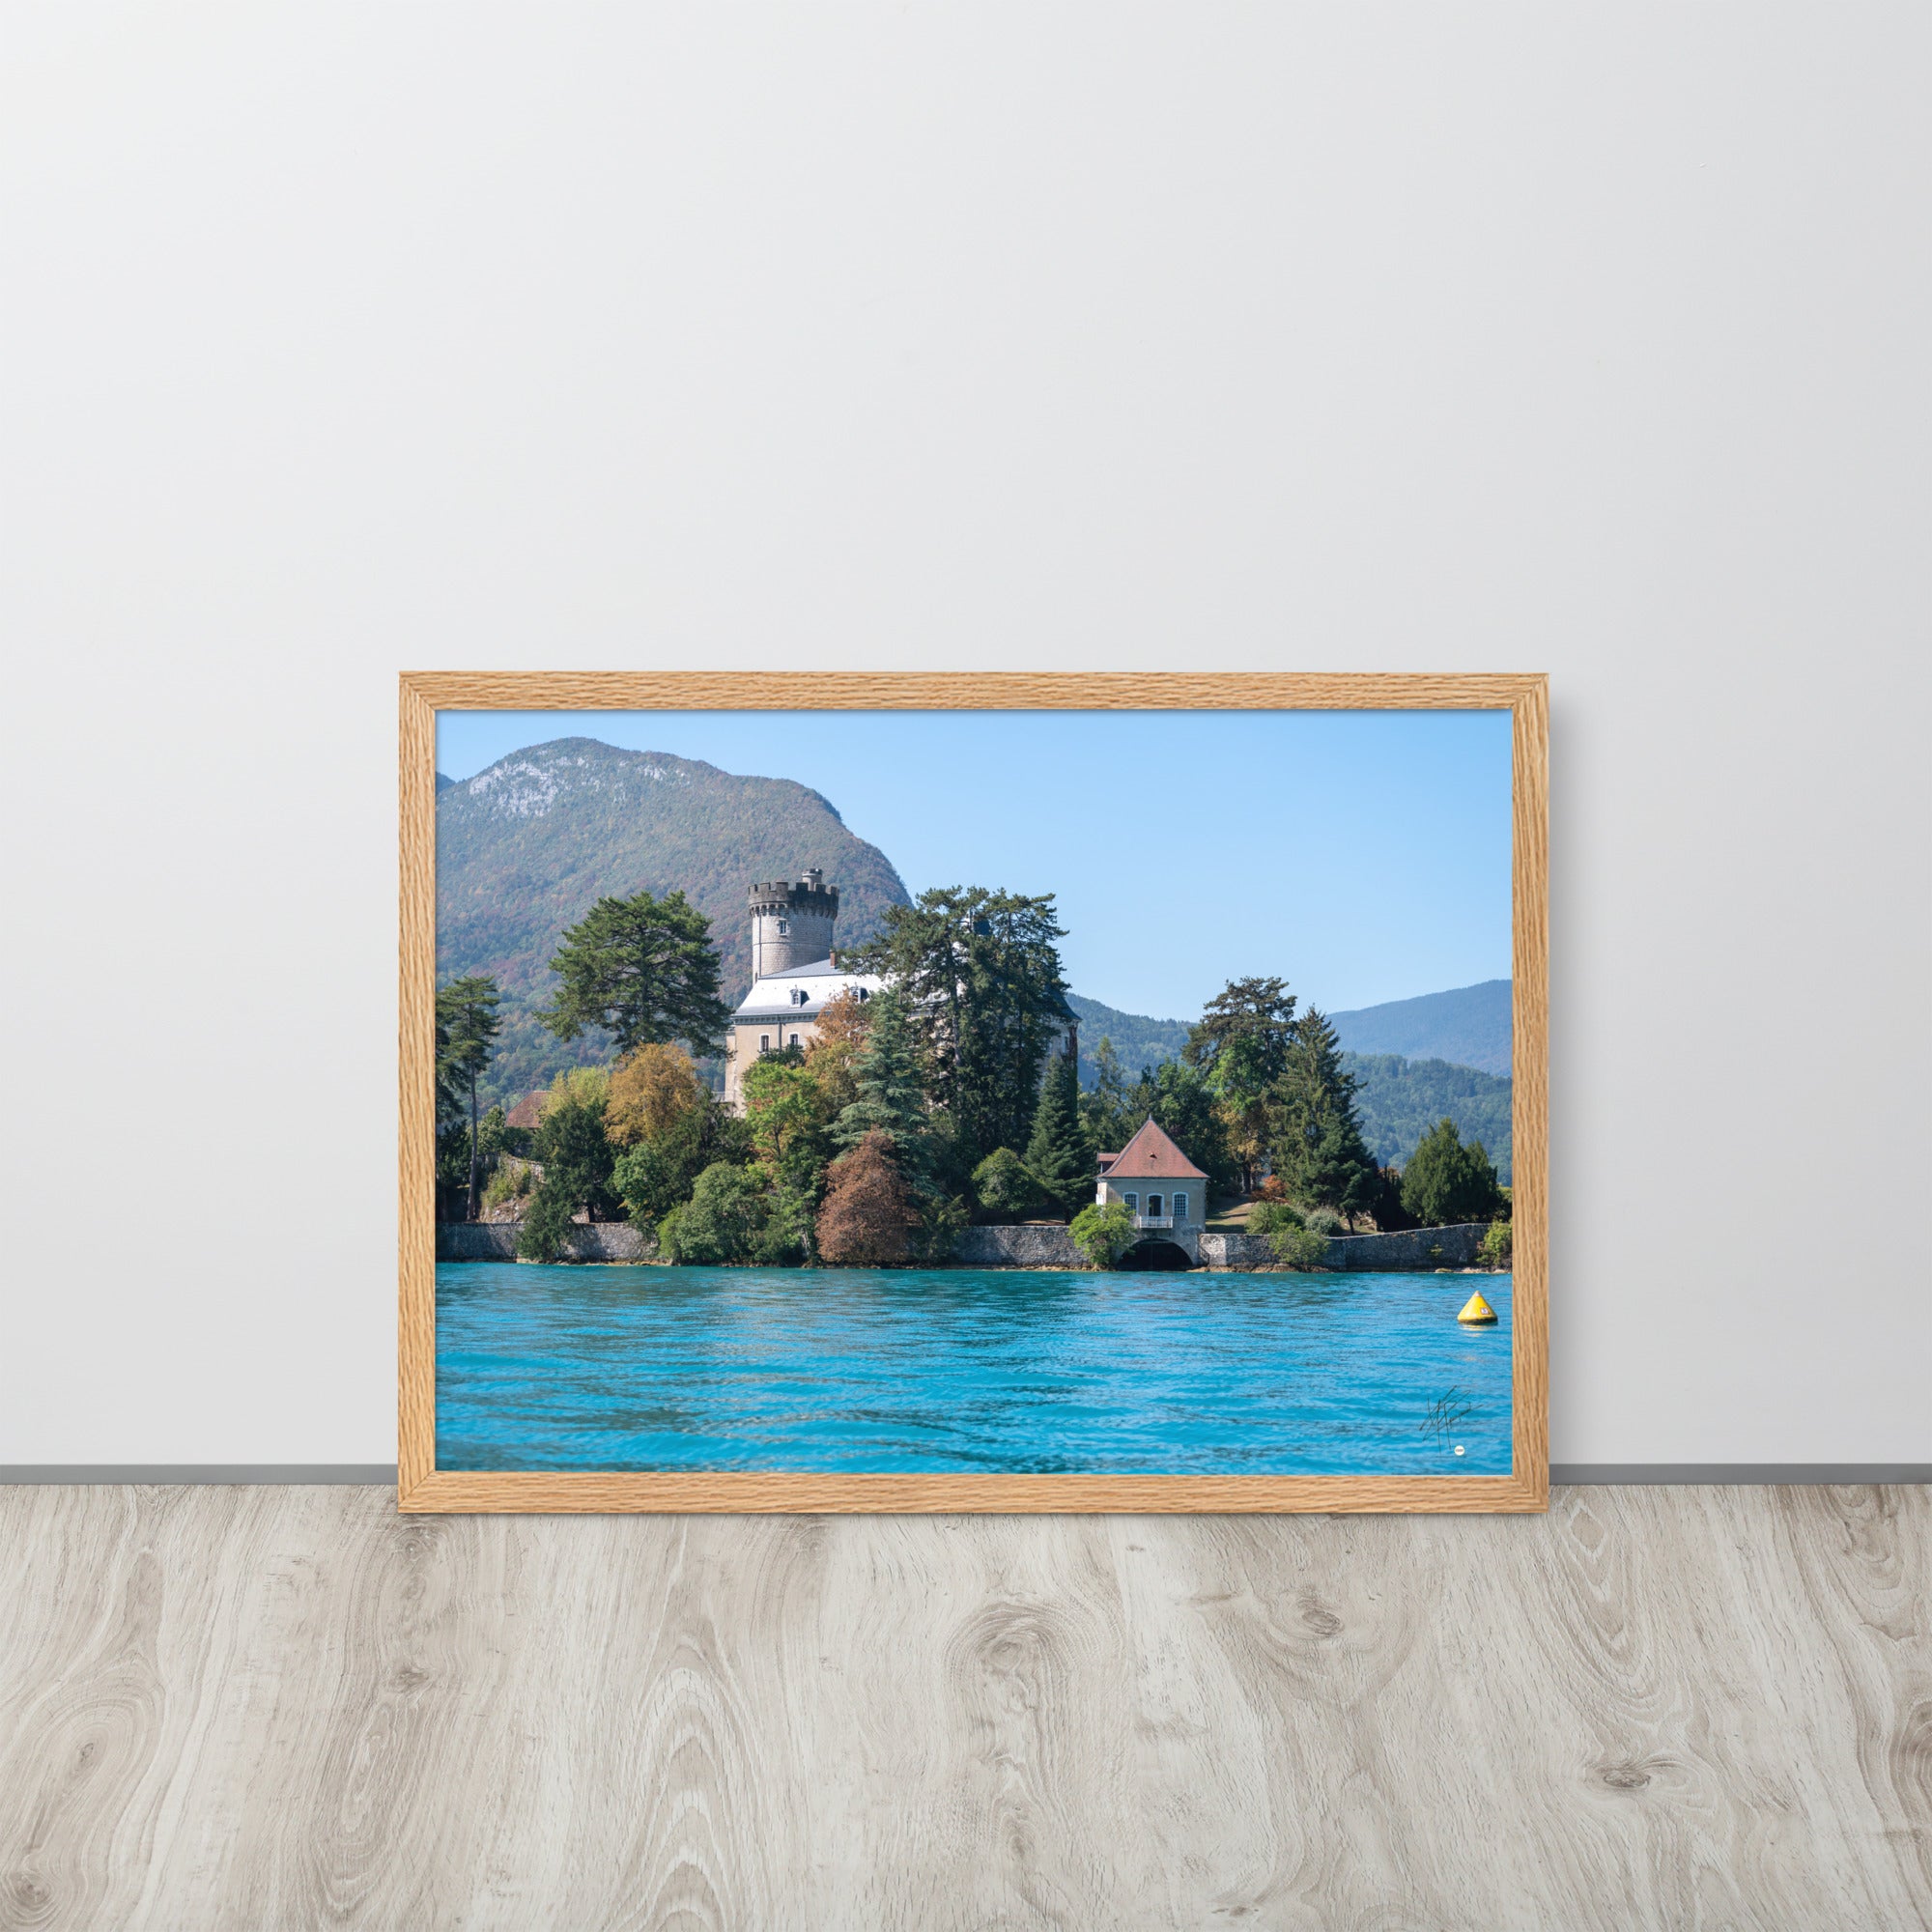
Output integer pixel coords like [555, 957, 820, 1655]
[1024, 1049, 1096, 1221]
[1274, 1008, 1381, 1228]
[1398, 1119, 1505, 1227]
[540, 887, 729, 1057]
[832, 989, 930, 1173]
[848, 885, 1073, 1168]
[436, 974, 503, 1221]
[1080, 1035, 1136, 1154]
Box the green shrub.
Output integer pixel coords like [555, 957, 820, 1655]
[658, 1162, 765, 1264]
[915, 1192, 971, 1263]
[971, 1147, 1044, 1224]
[1248, 1199, 1325, 1267]
[1270, 1225, 1330, 1270]
[1068, 1202, 1138, 1269]
[482, 1159, 533, 1210]
[516, 1185, 578, 1263]
[1478, 1219, 1514, 1270]
[1248, 1201, 1306, 1240]
[1304, 1207, 1344, 1237]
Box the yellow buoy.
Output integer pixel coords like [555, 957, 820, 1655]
[1457, 1290, 1498, 1325]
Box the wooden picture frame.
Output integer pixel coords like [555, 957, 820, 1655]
[400, 672, 1548, 1513]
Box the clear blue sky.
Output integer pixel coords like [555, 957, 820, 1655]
[436, 708, 1513, 1021]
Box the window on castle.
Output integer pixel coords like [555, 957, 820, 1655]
[789, 1033, 801, 1048]
[1123, 1192, 1138, 1213]
[1147, 1195, 1163, 1220]
[776, 919, 789, 935]
[1173, 1192, 1188, 1223]
[759, 1035, 770, 1053]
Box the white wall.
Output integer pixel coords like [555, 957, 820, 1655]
[3, 7, 1925, 1465]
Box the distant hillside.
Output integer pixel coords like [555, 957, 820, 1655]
[1328, 980, 1511, 1077]
[1068, 994, 1192, 1084]
[1348, 1053, 1512, 1184]
[438, 738, 911, 1106]
[1072, 990, 1512, 1181]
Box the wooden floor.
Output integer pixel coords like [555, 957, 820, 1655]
[0, 1488, 1926, 1930]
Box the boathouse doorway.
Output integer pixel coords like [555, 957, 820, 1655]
[1117, 1238, 1194, 1271]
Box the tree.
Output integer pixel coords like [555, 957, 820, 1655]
[539, 888, 729, 1058]
[850, 886, 1074, 1168]
[1183, 977, 1297, 1194]
[816, 1131, 917, 1265]
[971, 1147, 1044, 1223]
[1399, 1119, 1506, 1227]
[1250, 1200, 1327, 1269]
[1128, 1058, 1237, 1195]
[831, 989, 930, 1169]
[1024, 1050, 1096, 1221]
[605, 1042, 707, 1149]
[611, 1091, 752, 1234]
[658, 1162, 766, 1264]
[1185, 976, 1299, 1076]
[1079, 1036, 1137, 1155]
[743, 1054, 829, 1173]
[1274, 1008, 1382, 1228]
[517, 1069, 616, 1260]
[1068, 1201, 1137, 1269]
[436, 975, 503, 1221]
[803, 987, 873, 1122]
[742, 1053, 837, 1264]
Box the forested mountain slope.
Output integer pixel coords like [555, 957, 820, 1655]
[1073, 998, 1513, 1182]
[438, 738, 910, 1104]
[1327, 980, 1512, 1077]
[1347, 1053, 1512, 1183]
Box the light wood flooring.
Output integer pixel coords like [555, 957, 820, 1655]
[0, 1485, 1926, 1929]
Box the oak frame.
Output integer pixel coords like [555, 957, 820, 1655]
[401, 672, 1548, 1514]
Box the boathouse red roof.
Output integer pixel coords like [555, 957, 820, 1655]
[1096, 1118, 1208, 1181]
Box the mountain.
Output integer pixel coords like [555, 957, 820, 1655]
[438, 737, 911, 1106]
[1347, 1053, 1512, 1184]
[1327, 980, 1512, 1077]
[1071, 989, 1512, 1181]
[436, 771, 455, 794]
[1068, 994, 1192, 1083]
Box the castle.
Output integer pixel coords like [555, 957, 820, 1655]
[722, 869, 883, 1110]
[722, 867, 1082, 1112]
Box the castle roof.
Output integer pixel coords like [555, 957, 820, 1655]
[1096, 1117, 1208, 1181]
[732, 961, 883, 1021]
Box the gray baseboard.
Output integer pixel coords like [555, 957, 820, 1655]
[1, 1463, 1926, 1487]
[0, 1465, 399, 1485]
[1549, 1463, 1930, 1485]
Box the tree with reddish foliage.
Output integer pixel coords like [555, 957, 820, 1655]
[815, 1130, 916, 1266]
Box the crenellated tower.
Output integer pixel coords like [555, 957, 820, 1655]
[749, 868, 839, 979]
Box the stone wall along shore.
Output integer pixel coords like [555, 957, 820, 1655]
[437, 1222, 651, 1264]
[435, 1219, 1496, 1269]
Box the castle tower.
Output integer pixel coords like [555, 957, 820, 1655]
[749, 868, 839, 980]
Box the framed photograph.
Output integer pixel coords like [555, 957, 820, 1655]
[400, 673, 1547, 1512]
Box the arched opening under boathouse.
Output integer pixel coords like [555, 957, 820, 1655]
[1116, 1238, 1195, 1272]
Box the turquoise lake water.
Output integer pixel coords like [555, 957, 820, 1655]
[436, 1263, 1513, 1475]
